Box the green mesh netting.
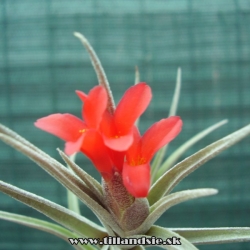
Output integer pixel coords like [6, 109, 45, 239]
[0, 1, 250, 249]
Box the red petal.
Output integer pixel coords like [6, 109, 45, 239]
[65, 134, 85, 155]
[126, 126, 142, 164]
[75, 90, 88, 102]
[34, 114, 86, 142]
[141, 116, 183, 161]
[80, 130, 113, 179]
[108, 149, 125, 172]
[100, 111, 116, 137]
[122, 162, 150, 198]
[76, 86, 107, 129]
[103, 131, 133, 151]
[114, 83, 152, 134]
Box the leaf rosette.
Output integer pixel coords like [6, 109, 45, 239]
[0, 33, 249, 250]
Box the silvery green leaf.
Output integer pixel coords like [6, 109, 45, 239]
[74, 32, 115, 114]
[150, 188, 217, 213]
[110, 247, 119, 250]
[148, 123, 250, 205]
[0, 133, 124, 236]
[101, 245, 110, 250]
[66, 181, 81, 214]
[58, 149, 103, 204]
[129, 189, 217, 235]
[132, 246, 145, 250]
[171, 227, 250, 245]
[66, 153, 81, 214]
[168, 67, 182, 117]
[146, 225, 198, 250]
[0, 181, 107, 239]
[0, 210, 86, 250]
[151, 68, 181, 182]
[0, 123, 57, 162]
[0, 125, 82, 215]
[134, 66, 140, 85]
[0, 133, 100, 204]
[0, 121, 87, 217]
[156, 119, 228, 179]
[150, 144, 167, 184]
[101, 221, 116, 237]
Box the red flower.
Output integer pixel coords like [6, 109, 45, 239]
[35, 86, 114, 178]
[35, 83, 183, 197]
[123, 117, 183, 198]
[76, 82, 152, 152]
[77, 82, 152, 173]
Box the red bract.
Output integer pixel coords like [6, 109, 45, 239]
[123, 117, 183, 198]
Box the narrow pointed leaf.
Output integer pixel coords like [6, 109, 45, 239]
[0, 181, 107, 239]
[148, 123, 250, 205]
[67, 185, 81, 214]
[74, 32, 115, 114]
[147, 226, 199, 250]
[0, 133, 100, 204]
[101, 245, 110, 250]
[80, 244, 97, 250]
[156, 119, 228, 178]
[0, 133, 124, 236]
[66, 153, 81, 214]
[75, 185, 124, 237]
[150, 188, 217, 213]
[150, 144, 168, 183]
[0, 210, 85, 250]
[0, 124, 86, 217]
[151, 68, 182, 182]
[134, 66, 140, 85]
[0, 123, 56, 161]
[171, 227, 250, 245]
[131, 246, 145, 250]
[58, 149, 103, 203]
[129, 189, 217, 235]
[169, 67, 182, 117]
[110, 247, 119, 250]
[0, 124, 94, 200]
[101, 221, 116, 237]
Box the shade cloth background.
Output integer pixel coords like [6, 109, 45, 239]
[0, 0, 250, 249]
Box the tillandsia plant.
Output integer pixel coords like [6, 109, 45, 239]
[0, 32, 250, 250]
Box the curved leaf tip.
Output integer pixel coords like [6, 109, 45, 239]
[73, 31, 115, 114]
